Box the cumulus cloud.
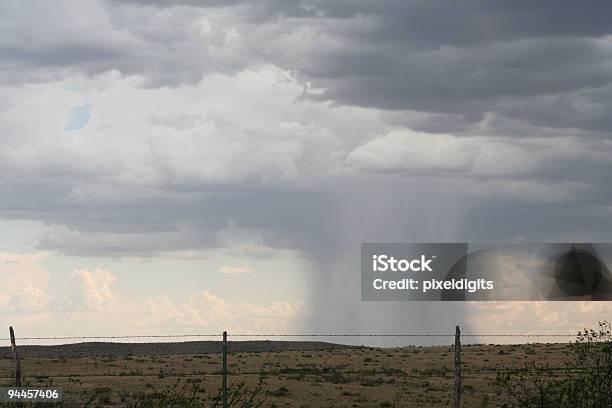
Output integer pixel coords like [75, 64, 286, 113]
[3, 263, 307, 338]
[0, 252, 50, 313]
[219, 265, 251, 274]
[347, 130, 612, 180]
[0, 1, 244, 86]
[0, 284, 49, 313]
[71, 268, 117, 310]
[468, 301, 612, 342]
[0, 66, 361, 256]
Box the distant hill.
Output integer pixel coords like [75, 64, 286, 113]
[0, 340, 357, 358]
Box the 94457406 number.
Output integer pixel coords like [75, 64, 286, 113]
[0, 387, 62, 402]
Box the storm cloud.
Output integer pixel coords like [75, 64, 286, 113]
[0, 0, 610, 252]
[1, 1, 612, 338]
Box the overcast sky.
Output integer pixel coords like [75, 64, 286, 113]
[1, 0, 612, 344]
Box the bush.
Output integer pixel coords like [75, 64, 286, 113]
[127, 378, 267, 408]
[498, 321, 612, 408]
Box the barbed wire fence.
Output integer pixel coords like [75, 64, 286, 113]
[2, 326, 580, 407]
[0, 332, 578, 341]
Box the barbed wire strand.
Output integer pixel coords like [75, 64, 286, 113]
[0, 333, 578, 342]
[0, 333, 577, 341]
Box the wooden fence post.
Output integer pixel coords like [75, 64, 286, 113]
[454, 325, 461, 408]
[222, 330, 228, 408]
[9, 326, 21, 387]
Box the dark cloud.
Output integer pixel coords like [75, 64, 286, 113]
[2, 1, 612, 134]
[110, 0, 612, 41]
[288, 31, 612, 135]
[302, 1, 612, 45]
[0, 172, 343, 257]
[1, 0, 612, 253]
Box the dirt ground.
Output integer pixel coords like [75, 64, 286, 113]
[0, 342, 572, 407]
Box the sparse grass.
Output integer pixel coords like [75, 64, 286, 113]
[0, 343, 578, 407]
